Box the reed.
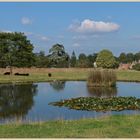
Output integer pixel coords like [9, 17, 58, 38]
[87, 69, 116, 87]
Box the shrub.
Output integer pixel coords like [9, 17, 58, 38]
[96, 50, 117, 68]
[132, 63, 140, 71]
[87, 69, 116, 87]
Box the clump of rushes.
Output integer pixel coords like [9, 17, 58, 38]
[87, 69, 116, 87]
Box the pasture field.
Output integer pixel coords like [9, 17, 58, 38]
[0, 68, 140, 83]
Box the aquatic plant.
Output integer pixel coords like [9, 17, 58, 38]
[87, 69, 116, 87]
[49, 96, 140, 112]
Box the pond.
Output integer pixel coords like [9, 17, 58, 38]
[0, 81, 140, 123]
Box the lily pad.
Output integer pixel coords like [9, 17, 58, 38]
[49, 96, 140, 112]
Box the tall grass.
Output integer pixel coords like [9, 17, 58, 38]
[87, 69, 117, 87]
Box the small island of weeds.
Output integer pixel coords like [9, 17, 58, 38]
[49, 96, 140, 112]
[87, 69, 117, 87]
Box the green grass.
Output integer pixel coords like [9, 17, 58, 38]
[0, 69, 140, 83]
[0, 115, 140, 138]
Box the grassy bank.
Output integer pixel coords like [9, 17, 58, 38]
[0, 68, 140, 83]
[0, 115, 140, 138]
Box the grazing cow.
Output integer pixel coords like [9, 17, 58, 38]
[14, 73, 19, 75]
[48, 73, 52, 77]
[14, 73, 29, 76]
[4, 72, 10, 75]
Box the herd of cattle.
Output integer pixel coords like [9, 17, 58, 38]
[4, 72, 52, 77]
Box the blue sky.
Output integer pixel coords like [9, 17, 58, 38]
[0, 2, 140, 56]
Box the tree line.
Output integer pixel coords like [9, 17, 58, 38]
[0, 32, 140, 69]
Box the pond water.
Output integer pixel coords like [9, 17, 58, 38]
[0, 81, 140, 123]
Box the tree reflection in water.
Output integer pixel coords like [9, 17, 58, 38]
[87, 86, 117, 98]
[0, 84, 37, 120]
[50, 80, 66, 91]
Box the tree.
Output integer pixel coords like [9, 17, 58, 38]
[47, 44, 70, 68]
[118, 53, 127, 63]
[0, 32, 35, 74]
[132, 63, 140, 71]
[35, 51, 49, 68]
[134, 52, 140, 62]
[87, 53, 98, 67]
[77, 53, 89, 68]
[96, 49, 117, 68]
[126, 53, 134, 63]
[70, 51, 77, 67]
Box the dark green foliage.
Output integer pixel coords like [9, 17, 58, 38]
[77, 53, 89, 68]
[118, 53, 128, 63]
[87, 53, 97, 67]
[49, 96, 140, 112]
[35, 51, 49, 68]
[0, 32, 35, 68]
[126, 53, 134, 63]
[96, 50, 117, 68]
[47, 44, 70, 68]
[134, 52, 140, 62]
[132, 63, 140, 71]
[70, 51, 77, 67]
[118, 52, 140, 64]
[87, 69, 116, 87]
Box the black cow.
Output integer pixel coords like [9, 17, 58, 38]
[14, 73, 29, 76]
[48, 73, 52, 77]
[4, 72, 10, 75]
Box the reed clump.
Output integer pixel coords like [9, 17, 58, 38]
[87, 69, 116, 87]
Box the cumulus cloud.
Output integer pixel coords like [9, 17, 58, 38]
[69, 19, 120, 33]
[21, 17, 32, 25]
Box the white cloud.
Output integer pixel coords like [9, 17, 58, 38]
[69, 19, 120, 33]
[21, 17, 32, 25]
[73, 43, 80, 47]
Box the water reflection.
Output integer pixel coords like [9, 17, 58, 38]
[50, 81, 66, 91]
[87, 86, 117, 97]
[0, 84, 37, 119]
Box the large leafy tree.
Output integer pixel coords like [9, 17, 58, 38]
[96, 49, 117, 68]
[0, 32, 35, 73]
[47, 44, 70, 68]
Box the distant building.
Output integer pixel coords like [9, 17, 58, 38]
[118, 60, 140, 70]
[118, 63, 131, 70]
